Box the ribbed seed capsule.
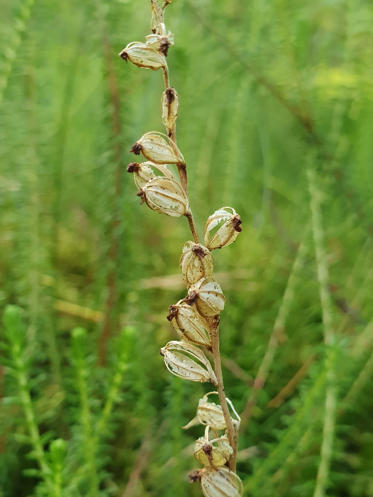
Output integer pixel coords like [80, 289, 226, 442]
[200, 468, 243, 497]
[138, 176, 188, 217]
[204, 207, 242, 250]
[162, 88, 179, 131]
[184, 392, 240, 431]
[180, 241, 213, 287]
[194, 428, 233, 467]
[167, 300, 211, 348]
[186, 278, 225, 317]
[127, 161, 173, 189]
[130, 131, 184, 165]
[119, 42, 167, 70]
[146, 32, 174, 56]
[160, 341, 217, 385]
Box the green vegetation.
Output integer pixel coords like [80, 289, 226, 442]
[1, 0, 373, 496]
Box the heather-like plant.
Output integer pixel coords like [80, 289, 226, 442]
[120, 1, 243, 495]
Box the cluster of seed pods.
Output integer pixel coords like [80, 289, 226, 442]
[120, 2, 243, 495]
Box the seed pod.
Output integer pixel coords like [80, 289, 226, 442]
[204, 207, 242, 250]
[186, 278, 225, 317]
[200, 468, 243, 497]
[119, 42, 167, 70]
[160, 341, 217, 385]
[146, 32, 174, 56]
[127, 161, 173, 189]
[161, 88, 179, 131]
[167, 300, 211, 348]
[180, 241, 213, 287]
[139, 176, 188, 217]
[130, 132, 184, 165]
[194, 392, 241, 431]
[194, 427, 233, 467]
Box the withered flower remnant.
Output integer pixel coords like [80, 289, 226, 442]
[130, 131, 184, 165]
[138, 176, 188, 217]
[200, 467, 243, 497]
[186, 278, 225, 318]
[168, 300, 212, 348]
[119, 41, 167, 70]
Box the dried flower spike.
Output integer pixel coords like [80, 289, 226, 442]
[138, 176, 188, 217]
[180, 241, 214, 287]
[200, 467, 243, 497]
[119, 41, 167, 70]
[186, 278, 225, 317]
[168, 300, 212, 348]
[130, 131, 184, 165]
[204, 207, 242, 250]
[160, 340, 217, 385]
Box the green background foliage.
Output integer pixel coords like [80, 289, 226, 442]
[1, 0, 373, 495]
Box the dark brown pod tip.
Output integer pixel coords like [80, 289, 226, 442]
[130, 142, 142, 155]
[192, 245, 206, 258]
[232, 214, 242, 232]
[136, 189, 145, 204]
[127, 162, 140, 173]
[202, 443, 213, 456]
[119, 50, 128, 61]
[184, 291, 198, 305]
[189, 470, 202, 483]
[165, 87, 175, 104]
[160, 38, 170, 56]
[167, 305, 178, 322]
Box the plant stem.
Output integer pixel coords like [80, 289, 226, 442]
[210, 322, 237, 471]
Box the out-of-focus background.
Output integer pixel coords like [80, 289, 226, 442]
[1, 0, 373, 496]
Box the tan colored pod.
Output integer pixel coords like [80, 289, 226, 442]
[167, 300, 211, 348]
[187, 278, 225, 317]
[161, 88, 179, 131]
[160, 341, 217, 385]
[127, 161, 173, 189]
[190, 392, 240, 431]
[204, 207, 242, 250]
[194, 427, 233, 467]
[180, 241, 213, 287]
[130, 131, 184, 165]
[119, 42, 167, 70]
[138, 176, 188, 217]
[200, 468, 243, 497]
[146, 32, 174, 56]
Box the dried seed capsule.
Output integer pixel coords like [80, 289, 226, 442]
[200, 468, 243, 497]
[139, 176, 188, 217]
[167, 300, 211, 348]
[119, 42, 167, 70]
[194, 427, 233, 467]
[130, 131, 184, 165]
[180, 241, 213, 287]
[127, 161, 173, 189]
[188, 392, 240, 431]
[186, 278, 225, 317]
[146, 32, 174, 56]
[161, 88, 179, 131]
[204, 207, 242, 250]
[160, 340, 217, 385]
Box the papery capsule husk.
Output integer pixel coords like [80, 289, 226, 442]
[187, 392, 240, 431]
[131, 131, 184, 165]
[146, 32, 174, 56]
[194, 430, 233, 467]
[180, 241, 213, 287]
[200, 468, 243, 497]
[119, 42, 167, 70]
[127, 161, 173, 189]
[168, 300, 211, 348]
[160, 340, 217, 384]
[139, 176, 188, 217]
[187, 278, 225, 317]
[204, 207, 242, 250]
[162, 88, 179, 131]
